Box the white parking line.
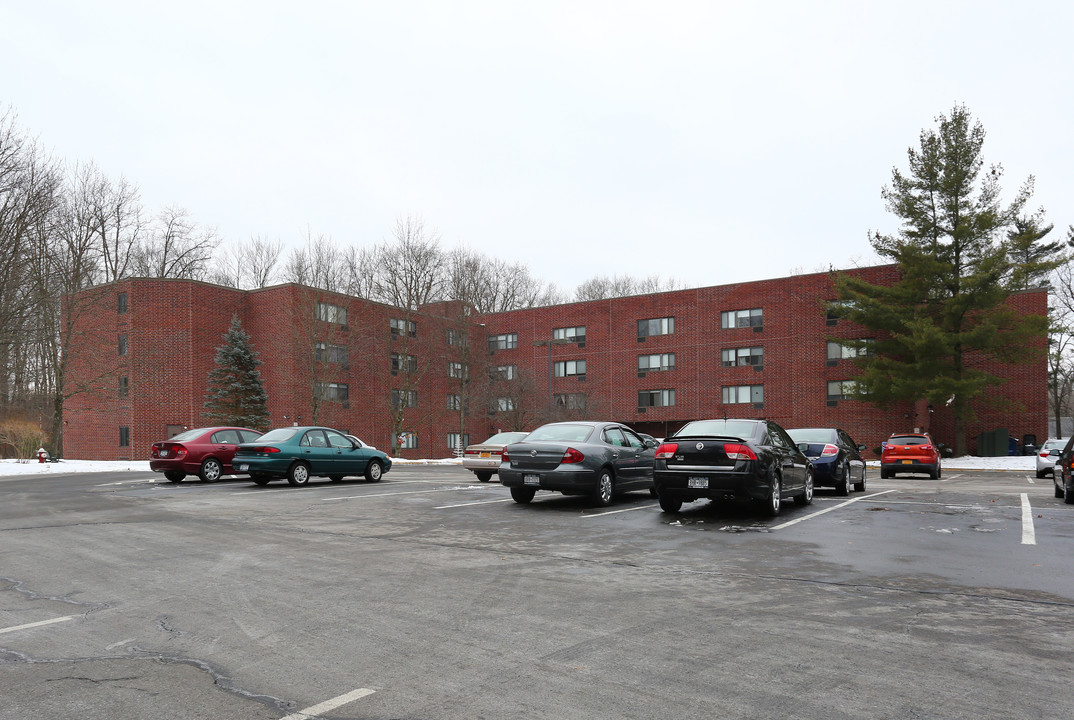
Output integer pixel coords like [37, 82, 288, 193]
[0, 615, 75, 635]
[279, 688, 376, 720]
[1025, 475, 1035, 484]
[582, 503, 659, 517]
[320, 487, 480, 502]
[1021, 493, 1036, 545]
[435, 498, 514, 509]
[771, 490, 897, 530]
[229, 479, 476, 495]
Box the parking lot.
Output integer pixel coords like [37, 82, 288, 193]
[2, 465, 1072, 719]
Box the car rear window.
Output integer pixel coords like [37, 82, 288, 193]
[889, 435, 929, 446]
[788, 428, 836, 444]
[257, 428, 301, 443]
[526, 424, 594, 443]
[675, 419, 758, 438]
[167, 428, 207, 442]
[484, 432, 529, 445]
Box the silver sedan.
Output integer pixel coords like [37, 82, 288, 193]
[1036, 438, 1070, 478]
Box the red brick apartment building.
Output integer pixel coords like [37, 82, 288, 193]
[63, 265, 1048, 460]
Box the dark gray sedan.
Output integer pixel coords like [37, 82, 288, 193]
[499, 421, 658, 506]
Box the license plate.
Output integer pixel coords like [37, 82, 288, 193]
[524, 474, 540, 486]
[238, 464, 249, 471]
[480, 452, 491, 458]
[159, 450, 169, 457]
[688, 477, 709, 489]
[901, 460, 913, 465]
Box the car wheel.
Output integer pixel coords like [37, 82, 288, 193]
[510, 487, 536, 504]
[659, 495, 683, 513]
[164, 471, 185, 483]
[199, 458, 223, 483]
[287, 462, 310, 486]
[365, 460, 384, 482]
[760, 475, 782, 517]
[329, 475, 344, 482]
[592, 469, 615, 507]
[1036, 469, 1047, 479]
[251, 474, 271, 486]
[475, 471, 492, 482]
[837, 462, 851, 496]
[854, 467, 866, 493]
[1056, 480, 1064, 499]
[795, 469, 814, 506]
[881, 467, 891, 479]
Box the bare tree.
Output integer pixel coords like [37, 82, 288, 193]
[574, 273, 681, 302]
[372, 215, 446, 309]
[131, 205, 219, 279]
[81, 165, 145, 283]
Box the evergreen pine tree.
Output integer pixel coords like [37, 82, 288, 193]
[834, 105, 1054, 456]
[203, 315, 270, 430]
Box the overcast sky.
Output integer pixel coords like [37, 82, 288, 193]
[4, 1, 1072, 293]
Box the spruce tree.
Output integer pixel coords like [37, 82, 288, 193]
[203, 315, 270, 430]
[834, 105, 1055, 456]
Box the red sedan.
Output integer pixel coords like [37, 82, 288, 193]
[150, 426, 264, 483]
[880, 432, 941, 479]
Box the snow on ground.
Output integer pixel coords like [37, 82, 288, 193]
[0, 454, 1039, 477]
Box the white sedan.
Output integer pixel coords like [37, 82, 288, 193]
[1036, 438, 1070, 478]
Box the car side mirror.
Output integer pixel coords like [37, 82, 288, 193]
[797, 442, 810, 454]
[858, 444, 867, 451]
[644, 438, 657, 448]
[1050, 449, 1060, 457]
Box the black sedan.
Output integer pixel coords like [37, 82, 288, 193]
[499, 421, 657, 506]
[787, 427, 867, 495]
[653, 418, 813, 516]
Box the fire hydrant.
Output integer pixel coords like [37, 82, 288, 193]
[37, 447, 49, 463]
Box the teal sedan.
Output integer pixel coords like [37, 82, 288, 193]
[234, 426, 392, 486]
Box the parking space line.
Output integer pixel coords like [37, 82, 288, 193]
[435, 498, 514, 509]
[279, 688, 376, 720]
[229, 479, 481, 495]
[582, 503, 659, 517]
[771, 490, 897, 530]
[0, 615, 76, 635]
[1025, 475, 1035, 484]
[320, 487, 483, 502]
[1021, 493, 1036, 545]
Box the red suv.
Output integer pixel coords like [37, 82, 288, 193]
[880, 432, 941, 479]
[150, 426, 263, 483]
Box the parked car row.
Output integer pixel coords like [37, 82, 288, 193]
[150, 425, 391, 486]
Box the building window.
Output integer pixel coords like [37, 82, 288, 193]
[391, 353, 417, 373]
[448, 361, 469, 379]
[117, 292, 127, 314]
[317, 382, 350, 403]
[316, 342, 349, 364]
[638, 389, 676, 408]
[553, 326, 586, 343]
[722, 385, 764, 405]
[446, 328, 461, 345]
[393, 432, 417, 450]
[827, 380, 858, 401]
[447, 394, 463, 411]
[827, 340, 874, 360]
[391, 389, 418, 408]
[119, 426, 130, 447]
[490, 365, 517, 380]
[638, 317, 674, 338]
[390, 318, 417, 337]
[448, 433, 469, 450]
[492, 397, 516, 412]
[554, 393, 587, 410]
[118, 335, 128, 356]
[722, 347, 764, 367]
[554, 359, 586, 377]
[638, 353, 675, 372]
[316, 301, 347, 326]
[119, 376, 129, 397]
[721, 308, 763, 329]
[488, 333, 518, 351]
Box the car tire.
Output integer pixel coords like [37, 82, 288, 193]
[881, 467, 892, 479]
[592, 469, 615, 507]
[365, 460, 383, 482]
[837, 462, 851, 496]
[659, 495, 683, 513]
[1036, 469, 1047, 479]
[1056, 481, 1064, 499]
[199, 458, 223, 483]
[510, 487, 536, 504]
[475, 471, 492, 482]
[164, 471, 185, 483]
[251, 474, 271, 486]
[760, 475, 782, 517]
[287, 462, 310, 486]
[1066, 483, 1074, 505]
[854, 467, 866, 493]
[795, 469, 814, 506]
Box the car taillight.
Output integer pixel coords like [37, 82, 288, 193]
[561, 447, 585, 464]
[464, 449, 478, 456]
[250, 446, 281, 454]
[921, 444, 933, 452]
[821, 444, 839, 457]
[173, 445, 188, 457]
[655, 442, 678, 459]
[724, 443, 758, 461]
[501, 449, 510, 462]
